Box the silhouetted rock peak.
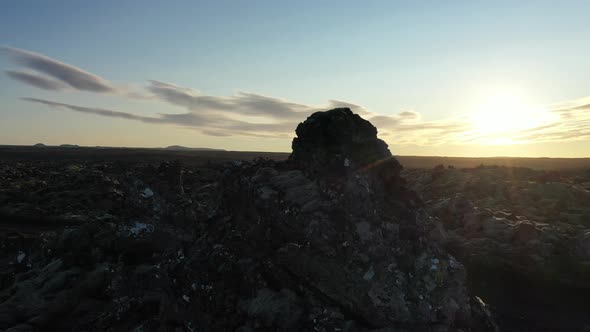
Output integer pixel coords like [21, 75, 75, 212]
[290, 107, 402, 184]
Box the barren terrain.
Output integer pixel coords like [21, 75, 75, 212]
[1, 139, 589, 331]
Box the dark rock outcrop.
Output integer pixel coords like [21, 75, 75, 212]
[215, 108, 493, 331]
[403, 165, 590, 330]
[0, 108, 496, 331]
[290, 108, 402, 186]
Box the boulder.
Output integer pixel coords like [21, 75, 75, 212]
[290, 108, 402, 184]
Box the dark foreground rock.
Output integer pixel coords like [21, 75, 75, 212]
[403, 165, 590, 331]
[290, 108, 399, 175]
[0, 109, 496, 331]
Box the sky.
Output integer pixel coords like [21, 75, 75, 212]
[1, 1, 590, 157]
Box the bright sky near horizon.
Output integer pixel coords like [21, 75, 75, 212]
[1, 1, 590, 157]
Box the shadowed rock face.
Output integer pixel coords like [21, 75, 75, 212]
[291, 107, 403, 188]
[291, 108, 389, 169]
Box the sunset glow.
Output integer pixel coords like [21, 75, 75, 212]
[1, 2, 590, 157]
[468, 92, 559, 145]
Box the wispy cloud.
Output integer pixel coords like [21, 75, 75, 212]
[5, 70, 67, 91]
[21, 96, 303, 138]
[22, 98, 163, 123]
[21, 90, 590, 147]
[510, 107, 590, 143]
[399, 111, 420, 119]
[2, 46, 116, 93]
[6, 47, 590, 147]
[19, 91, 468, 145]
[147, 80, 315, 121]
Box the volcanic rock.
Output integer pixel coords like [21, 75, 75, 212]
[0, 108, 496, 331]
[403, 165, 590, 330]
[290, 108, 402, 184]
[214, 108, 495, 330]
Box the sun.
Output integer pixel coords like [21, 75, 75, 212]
[472, 93, 538, 134]
[470, 91, 552, 144]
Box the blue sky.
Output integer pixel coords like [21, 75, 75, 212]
[2, 1, 590, 156]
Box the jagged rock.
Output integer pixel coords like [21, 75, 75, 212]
[470, 297, 498, 332]
[403, 165, 590, 330]
[290, 108, 402, 183]
[212, 108, 495, 331]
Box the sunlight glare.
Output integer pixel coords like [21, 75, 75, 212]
[470, 91, 555, 144]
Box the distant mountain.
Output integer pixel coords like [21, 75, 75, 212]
[162, 145, 225, 151]
[17, 143, 224, 151]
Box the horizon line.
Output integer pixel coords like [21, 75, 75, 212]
[1, 144, 589, 159]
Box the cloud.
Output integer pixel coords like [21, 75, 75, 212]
[394, 122, 469, 132]
[5, 70, 67, 91]
[20, 92, 455, 147]
[22, 98, 163, 123]
[369, 115, 401, 127]
[201, 130, 233, 137]
[510, 113, 590, 143]
[22, 87, 590, 148]
[399, 111, 420, 119]
[326, 100, 371, 116]
[4, 47, 585, 148]
[21, 97, 304, 137]
[0, 47, 392, 132]
[2, 46, 116, 93]
[20, 93, 388, 139]
[147, 80, 318, 120]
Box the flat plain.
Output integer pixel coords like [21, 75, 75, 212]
[2, 145, 590, 170]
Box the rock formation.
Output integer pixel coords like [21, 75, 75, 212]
[290, 108, 404, 191]
[227, 108, 496, 331]
[403, 165, 590, 330]
[0, 108, 496, 331]
[291, 108, 392, 168]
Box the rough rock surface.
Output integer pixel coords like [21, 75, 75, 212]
[0, 108, 495, 331]
[290, 108, 403, 187]
[403, 165, 590, 331]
